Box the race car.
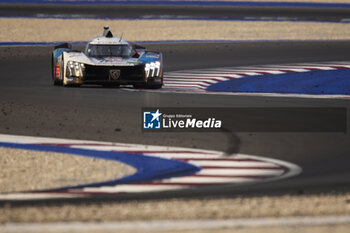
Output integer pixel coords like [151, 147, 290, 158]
[51, 26, 163, 88]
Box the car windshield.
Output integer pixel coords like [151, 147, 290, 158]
[87, 44, 131, 58]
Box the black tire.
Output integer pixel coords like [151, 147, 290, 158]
[134, 81, 162, 89]
[66, 84, 81, 88]
[133, 84, 146, 89]
[146, 84, 162, 89]
[103, 83, 120, 88]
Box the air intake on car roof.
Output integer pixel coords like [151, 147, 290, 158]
[103, 26, 113, 38]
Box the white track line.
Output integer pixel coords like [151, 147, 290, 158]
[263, 65, 335, 70]
[164, 84, 206, 89]
[181, 160, 281, 167]
[83, 185, 186, 193]
[197, 169, 284, 176]
[210, 69, 288, 74]
[166, 74, 237, 79]
[165, 81, 212, 86]
[2, 216, 350, 232]
[167, 73, 244, 78]
[166, 78, 222, 83]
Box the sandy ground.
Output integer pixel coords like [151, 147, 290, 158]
[2, 224, 350, 233]
[0, 147, 136, 193]
[1, 18, 350, 43]
[1, 193, 350, 223]
[124, 225, 350, 233]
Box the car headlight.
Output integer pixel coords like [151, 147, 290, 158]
[144, 61, 161, 78]
[66, 61, 85, 77]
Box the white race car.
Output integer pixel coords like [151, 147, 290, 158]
[51, 26, 163, 88]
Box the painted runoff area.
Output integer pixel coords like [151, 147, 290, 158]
[0, 134, 301, 200]
[162, 61, 350, 98]
[208, 67, 350, 95]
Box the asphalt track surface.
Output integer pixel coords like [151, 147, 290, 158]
[1, 41, 350, 203]
[1, 4, 350, 22]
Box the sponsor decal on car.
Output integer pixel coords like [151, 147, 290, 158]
[146, 54, 160, 58]
[104, 58, 123, 62]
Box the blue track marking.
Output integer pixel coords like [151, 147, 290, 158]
[0, 142, 200, 191]
[0, 41, 87, 47]
[1, 15, 349, 23]
[207, 69, 350, 95]
[0, 40, 249, 47]
[1, 40, 344, 47]
[0, 0, 350, 8]
[0, 40, 237, 47]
